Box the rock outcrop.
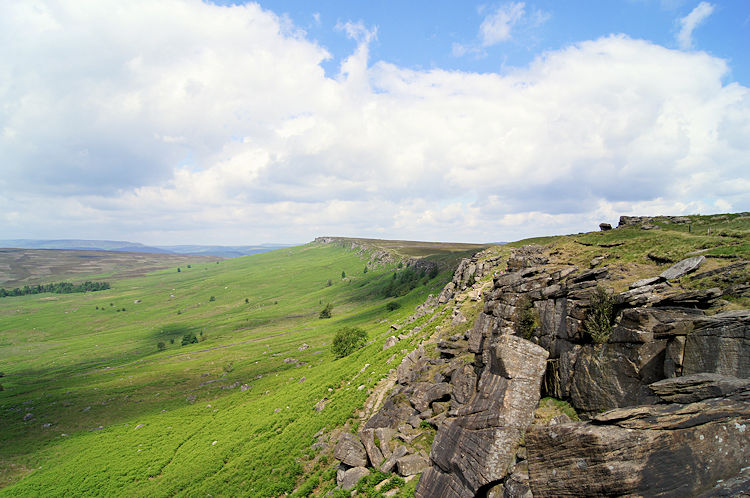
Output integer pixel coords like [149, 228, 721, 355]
[331, 240, 750, 496]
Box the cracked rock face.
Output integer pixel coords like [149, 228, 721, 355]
[527, 376, 750, 497]
[415, 336, 548, 497]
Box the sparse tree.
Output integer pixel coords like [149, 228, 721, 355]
[331, 327, 367, 358]
[319, 303, 333, 319]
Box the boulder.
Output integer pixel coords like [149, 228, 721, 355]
[598, 223, 612, 231]
[383, 336, 399, 350]
[397, 453, 430, 476]
[379, 445, 408, 473]
[408, 382, 453, 413]
[339, 466, 370, 490]
[333, 433, 368, 467]
[364, 393, 417, 430]
[359, 428, 384, 468]
[659, 255, 706, 281]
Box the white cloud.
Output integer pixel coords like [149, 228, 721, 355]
[479, 2, 526, 46]
[0, 2, 748, 244]
[677, 1, 715, 49]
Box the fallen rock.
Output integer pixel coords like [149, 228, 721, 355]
[383, 336, 399, 350]
[339, 466, 370, 490]
[333, 433, 368, 467]
[659, 255, 706, 281]
[397, 453, 429, 476]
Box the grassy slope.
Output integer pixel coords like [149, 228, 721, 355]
[0, 242, 463, 496]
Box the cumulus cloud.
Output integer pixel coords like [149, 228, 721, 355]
[677, 1, 715, 49]
[479, 2, 526, 46]
[0, 1, 748, 244]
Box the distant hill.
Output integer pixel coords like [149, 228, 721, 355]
[0, 239, 295, 258]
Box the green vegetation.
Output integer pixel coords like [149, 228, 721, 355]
[584, 286, 616, 344]
[516, 297, 539, 340]
[0, 241, 449, 495]
[0, 280, 110, 298]
[386, 301, 402, 311]
[331, 327, 368, 358]
[319, 302, 333, 319]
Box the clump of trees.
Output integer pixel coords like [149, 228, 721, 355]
[0, 281, 110, 298]
[386, 301, 401, 311]
[382, 266, 439, 298]
[331, 327, 367, 358]
[319, 303, 333, 319]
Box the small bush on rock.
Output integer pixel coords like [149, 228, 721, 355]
[331, 327, 367, 358]
[584, 286, 616, 344]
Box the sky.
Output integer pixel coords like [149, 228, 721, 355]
[1, 0, 749, 245]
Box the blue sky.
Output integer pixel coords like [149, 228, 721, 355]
[252, 0, 749, 82]
[0, 1, 748, 244]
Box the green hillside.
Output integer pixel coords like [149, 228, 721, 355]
[0, 241, 474, 496]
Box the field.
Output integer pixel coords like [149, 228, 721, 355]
[0, 241, 476, 496]
[0, 249, 220, 288]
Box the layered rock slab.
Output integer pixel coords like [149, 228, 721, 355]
[416, 335, 548, 497]
[527, 377, 750, 497]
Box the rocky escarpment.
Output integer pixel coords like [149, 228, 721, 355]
[332, 242, 750, 496]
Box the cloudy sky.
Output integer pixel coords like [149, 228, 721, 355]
[1, 1, 748, 245]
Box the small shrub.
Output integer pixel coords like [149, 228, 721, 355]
[177, 268, 181, 272]
[209, 296, 216, 302]
[326, 279, 332, 287]
[341, 271, 346, 279]
[245, 298, 249, 304]
[157, 341, 166, 351]
[363, 266, 368, 273]
[181, 333, 198, 346]
[319, 303, 333, 319]
[386, 301, 401, 311]
[170, 338, 175, 344]
[584, 286, 616, 344]
[516, 297, 538, 339]
[331, 327, 367, 358]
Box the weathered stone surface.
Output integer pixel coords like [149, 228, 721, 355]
[397, 346, 426, 384]
[569, 342, 665, 413]
[652, 287, 722, 308]
[364, 393, 417, 430]
[415, 466, 473, 498]
[379, 445, 408, 473]
[450, 364, 478, 405]
[334, 432, 368, 467]
[408, 382, 453, 412]
[359, 428, 384, 468]
[659, 255, 706, 281]
[383, 336, 399, 350]
[397, 453, 429, 476]
[683, 310, 750, 378]
[468, 312, 496, 353]
[527, 392, 750, 497]
[629, 276, 663, 289]
[417, 337, 547, 496]
[650, 373, 750, 404]
[438, 282, 456, 304]
[599, 223, 612, 231]
[339, 466, 370, 490]
[375, 427, 394, 459]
